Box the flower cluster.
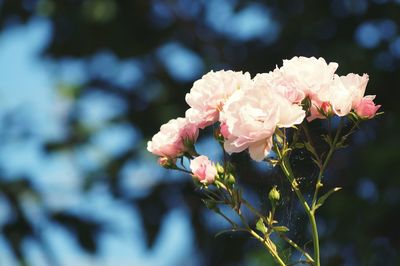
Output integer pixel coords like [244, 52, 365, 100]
[147, 56, 382, 266]
[148, 56, 381, 182]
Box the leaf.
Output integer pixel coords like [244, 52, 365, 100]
[256, 218, 267, 234]
[294, 142, 305, 149]
[275, 133, 284, 145]
[282, 147, 292, 156]
[311, 157, 322, 168]
[304, 141, 319, 159]
[274, 128, 285, 145]
[347, 111, 359, 123]
[273, 226, 289, 233]
[266, 237, 278, 253]
[321, 134, 332, 146]
[202, 199, 219, 212]
[215, 229, 237, 238]
[315, 187, 342, 210]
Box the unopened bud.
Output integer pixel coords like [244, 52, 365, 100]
[320, 101, 333, 117]
[227, 174, 236, 185]
[269, 186, 280, 203]
[158, 157, 176, 169]
[301, 97, 312, 110]
[216, 164, 224, 174]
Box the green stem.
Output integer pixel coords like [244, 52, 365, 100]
[174, 167, 192, 174]
[277, 147, 319, 266]
[277, 233, 314, 263]
[248, 229, 287, 266]
[311, 118, 344, 208]
[234, 192, 286, 265]
[301, 123, 321, 163]
[308, 211, 320, 266]
[216, 210, 238, 228]
[242, 199, 314, 263]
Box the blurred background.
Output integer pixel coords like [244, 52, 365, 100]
[0, 0, 399, 265]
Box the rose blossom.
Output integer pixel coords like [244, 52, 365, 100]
[220, 77, 305, 161]
[190, 155, 217, 184]
[340, 73, 369, 108]
[314, 75, 353, 117]
[185, 70, 252, 128]
[308, 73, 369, 120]
[354, 95, 381, 119]
[280, 56, 338, 97]
[147, 117, 199, 158]
[254, 69, 305, 104]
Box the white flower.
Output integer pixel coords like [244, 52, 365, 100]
[185, 70, 252, 128]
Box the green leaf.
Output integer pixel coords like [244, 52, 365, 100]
[315, 187, 342, 210]
[321, 134, 332, 146]
[202, 199, 219, 212]
[294, 142, 305, 149]
[215, 229, 237, 238]
[265, 237, 278, 253]
[304, 141, 319, 159]
[347, 111, 359, 123]
[256, 218, 267, 234]
[274, 128, 285, 145]
[311, 157, 322, 168]
[282, 147, 292, 156]
[273, 226, 289, 233]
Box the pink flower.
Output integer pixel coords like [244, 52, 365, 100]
[280, 56, 338, 97]
[220, 77, 305, 161]
[320, 101, 333, 115]
[220, 122, 231, 139]
[355, 95, 381, 119]
[254, 69, 305, 104]
[340, 73, 369, 108]
[190, 155, 217, 184]
[185, 70, 252, 128]
[316, 75, 353, 117]
[147, 117, 199, 158]
[308, 73, 369, 121]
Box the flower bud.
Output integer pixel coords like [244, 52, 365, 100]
[269, 186, 280, 204]
[190, 155, 217, 184]
[320, 101, 333, 117]
[301, 97, 312, 110]
[158, 157, 176, 169]
[216, 163, 224, 174]
[354, 95, 381, 119]
[227, 174, 236, 185]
